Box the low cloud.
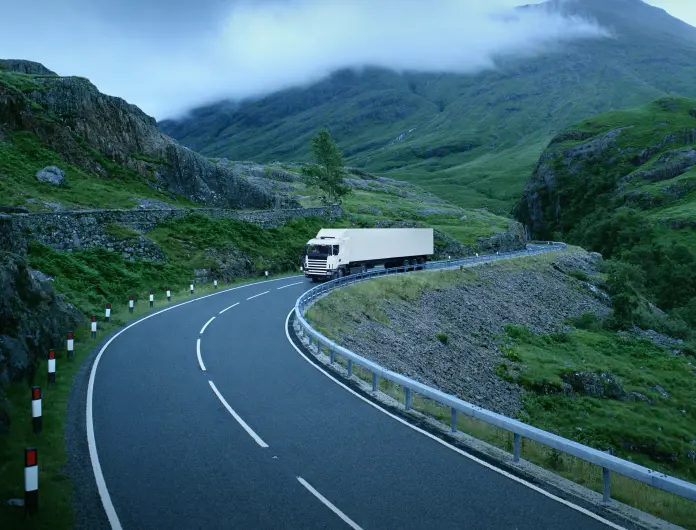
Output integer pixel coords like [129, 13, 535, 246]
[0, 0, 609, 120]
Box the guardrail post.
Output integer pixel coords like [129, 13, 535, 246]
[513, 434, 521, 462]
[603, 468, 612, 503]
[451, 408, 457, 433]
[372, 372, 378, 391]
[347, 360, 353, 377]
[329, 348, 335, 364]
[405, 388, 412, 410]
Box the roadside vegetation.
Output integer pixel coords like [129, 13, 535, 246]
[304, 249, 696, 528]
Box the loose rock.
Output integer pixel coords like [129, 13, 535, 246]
[35, 166, 66, 186]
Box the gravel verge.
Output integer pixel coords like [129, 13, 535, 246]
[327, 251, 611, 417]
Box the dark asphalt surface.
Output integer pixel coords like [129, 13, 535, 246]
[92, 276, 626, 530]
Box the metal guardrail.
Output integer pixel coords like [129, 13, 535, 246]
[294, 242, 696, 504]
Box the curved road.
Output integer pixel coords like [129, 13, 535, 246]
[91, 275, 633, 530]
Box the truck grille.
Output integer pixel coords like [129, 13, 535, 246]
[306, 258, 328, 275]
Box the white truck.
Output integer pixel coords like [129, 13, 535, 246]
[303, 228, 434, 281]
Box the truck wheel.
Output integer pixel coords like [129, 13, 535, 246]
[360, 264, 367, 274]
[338, 268, 345, 278]
[417, 257, 425, 270]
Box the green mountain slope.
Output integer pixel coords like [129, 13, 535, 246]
[160, 0, 696, 212]
[515, 96, 696, 323]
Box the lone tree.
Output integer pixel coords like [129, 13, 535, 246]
[301, 129, 350, 204]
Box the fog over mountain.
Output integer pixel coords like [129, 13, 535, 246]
[0, 0, 618, 119]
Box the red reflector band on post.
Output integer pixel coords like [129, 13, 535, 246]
[48, 350, 55, 360]
[92, 316, 96, 322]
[129, 295, 134, 300]
[67, 331, 73, 339]
[32, 387, 41, 400]
[106, 303, 111, 309]
[25, 448, 37, 467]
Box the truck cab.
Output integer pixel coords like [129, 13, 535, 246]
[304, 235, 343, 280]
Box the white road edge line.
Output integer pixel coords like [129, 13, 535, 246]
[277, 281, 303, 290]
[219, 302, 239, 314]
[284, 309, 625, 530]
[208, 381, 269, 448]
[86, 275, 303, 530]
[196, 338, 206, 371]
[297, 476, 363, 530]
[247, 290, 270, 300]
[200, 316, 216, 335]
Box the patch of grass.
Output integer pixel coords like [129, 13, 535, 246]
[435, 332, 448, 344]
[0, 131, 197, 210]
[0, 271, 299, 530]
[568, 269, 590, 282]
[103, 223, 140, 240]
[148, 214, 350, 272]
[503, 326, 696, 482]
[307, 267, 478, 339]
[0, 71, 44, 93]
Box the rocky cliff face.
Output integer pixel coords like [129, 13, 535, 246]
[514, 97, 696, 238]
[0, 60, 298, 209]
[0, 252, 82, 391]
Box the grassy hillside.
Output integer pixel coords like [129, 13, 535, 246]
[160, 0, 696, 212]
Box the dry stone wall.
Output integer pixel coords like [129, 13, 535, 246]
[5, 205, 342, 253]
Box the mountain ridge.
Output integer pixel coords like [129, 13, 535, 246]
[160, 0, 696, 211]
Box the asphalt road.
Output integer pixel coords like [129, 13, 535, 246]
[91, 275, 630, 530]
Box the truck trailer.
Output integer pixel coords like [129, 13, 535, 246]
[303, 228, 434, 281]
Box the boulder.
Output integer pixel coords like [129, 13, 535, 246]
[561, 371, 626, 399]
[35, 166, 66, 186]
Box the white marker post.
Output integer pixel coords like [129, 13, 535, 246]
[166, 287, 171, 302]
[149, 289, 154, 308]
[214, 279, 218, 289]
[24, 447, 38, 513]
[129, 295, 134, 314]
[90, 316, 97, 339]
[190, 281, 194, 296]
[105, 303, 111, 322]
[67, 331, 74, 361]
[47, 350, 56, 385]
[265, 270, 269, 279]
[31, 386, 42, 434]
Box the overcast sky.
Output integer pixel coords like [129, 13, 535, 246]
[0, 0, 693, 120]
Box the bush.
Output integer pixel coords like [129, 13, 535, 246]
[436, 332, 448, 344]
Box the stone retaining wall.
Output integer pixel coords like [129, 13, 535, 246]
[6, 205, 342, 252]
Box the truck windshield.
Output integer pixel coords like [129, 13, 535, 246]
[306, 244, 331, 256]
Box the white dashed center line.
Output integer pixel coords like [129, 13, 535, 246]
[247, 291, 269, 301]
[208, 381, 268, 448]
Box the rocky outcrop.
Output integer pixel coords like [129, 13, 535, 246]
[0, 59, 57, 75]
[0, 60, 298, 210]
[0, 252, 82, 390]
[514, 99, 696, 239]
[514, 127, 632, 238]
